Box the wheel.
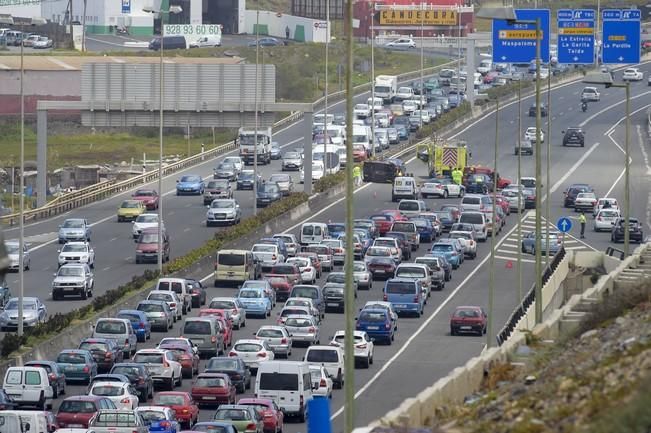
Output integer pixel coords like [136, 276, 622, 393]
[168, 376, 175, 390]
[451, 327, 456, 336]
[80, 288, 87, 300]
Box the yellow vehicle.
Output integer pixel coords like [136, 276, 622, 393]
[117, 199, 145, 222]
[417, 138, 469, 177]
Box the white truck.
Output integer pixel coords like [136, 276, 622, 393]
[374, 75, 398, 103]
[237, 127, 272, 165]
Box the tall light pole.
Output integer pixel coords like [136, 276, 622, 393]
[143, 5, 183, 273]
[533, 17, 543, 324]
[254, 9, 260, 216]
[324, 0, 330, 147]
[583, 72, 631, 256]
[419, 4, 425, 129]
[516, 78, 523, 302]
[370, 3, 375, 157]
[545, 65, 551, 263]
[487, 97, 499, 347]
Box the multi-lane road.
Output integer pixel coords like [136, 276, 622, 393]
[4, 60, 651, 432]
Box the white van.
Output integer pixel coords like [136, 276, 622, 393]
[352, 125, 371, 153]
[2, 367, 53, 409]
[0, 411, 49, 433]
[392, 176, 418, 201]
[255, 361, 313, 422]
[189, 35, 222, 47]
[300, 223, 329, 246]
[155, 277, 192, 314]
[366, 96, 383, 112]
[398, 199, 428, 217]
[303, 345, 345, 388]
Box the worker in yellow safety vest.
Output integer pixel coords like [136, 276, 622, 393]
[452, 168, 463, 185]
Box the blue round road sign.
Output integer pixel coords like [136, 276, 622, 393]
[557, 217, 572, 233]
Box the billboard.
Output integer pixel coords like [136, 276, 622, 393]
[379, 9, 457, 26]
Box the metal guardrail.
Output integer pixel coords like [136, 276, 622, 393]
[496, 247, 566, 346]
[606, 246, 625, 260]
[0, 60, 460, 227]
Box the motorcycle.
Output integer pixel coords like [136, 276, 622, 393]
[581, 100, 588, 112]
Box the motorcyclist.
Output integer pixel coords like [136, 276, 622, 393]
[581, 96, 588, 112]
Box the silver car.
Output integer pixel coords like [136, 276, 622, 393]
[269, 173, 294, 196]
[51, 263, 94, 300]
[58, 218, 91, 243]
[255, 325, 293, 358]
[209, 297, 246, 329]
[213, 162, 239, 181]
[283, 314, 320, 346]
[281, 151, 303, 171]
[136, 300, 174, 331]
[206, 199, 242, 226]
[5, 240, 30, 271]
[350, 261, 372, 290]
[0, 297, 47, 331]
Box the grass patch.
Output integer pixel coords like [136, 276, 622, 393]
[587, 376, 651, 433]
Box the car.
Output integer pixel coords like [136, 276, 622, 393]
[237, 170, 261, 190]
[4, 239, 30, 271]
[514, 138, 534, 155]
[524, 127, 544, 143]
[147, 290, 183, 321]
[420, 179, 465, 199]
[176, 175, 204, 195]
[56, 395, 117, 428]
[521, 231, 561, 255]
[283, 314, 320, 346]
[581, 86, 600, 101]
[307, 365, 333, 399]
[450, 306, 487, 336]
[0, 296, 47, 330]
[204, 180, 233, 204]
[223, 156, 244, 172]
[158, 343, 200, 378]
[228, 339, 274, 371]
[449, 230, 477, 259]
[135, 406, 180, 433]
[52, 263, 94, 300]
[56, 349, 97, 384]
[269, 142, 281, 160]
[237, 287, 272, 318]
[593, 197, 619, 216]
[242, 280, 276, 307]
[135, 227, 170, 264]
[254, 325, 292, 358]
[152, 392, 199, 428]
[573, 192, 597, 212]
[286, 257, 316, 284]
[431, 242, 461, 269]
[594, 208, 621, 232]
[249, 37, 283, 47]
[622, 67, 643, 81]
[89, 381, 139, 410]
[78, 338, 124, 373]
[562, 127, 585, 147]
[136, 300, 174, 331]
[209, 297, 246, 329]
[206, 199, 241, 226]
[563, 184, 593, 207]
[186, 278, 207, 308]
[385, 37, 416, 49]
[281, 151, 303, 171]
[611, 217, 644, 243]
[24, 360, 66, 398]
[110, 363, 154, 402]
[117, 199, 146, 222]
[190, 373, 236, 406]
[214, 162, 239, 181]
[131, 189, 159, 210]
[204, 357, 252, 393]
[132, 213, 161, 239]
[33, 36, 53, 48]
[356, 308, 395, 346]
[237, 398, 284, 433]
[349, 260, 373, 290]
[213, 405, 264, 433]
[269, 173, 294, 195]
[256, 182, 282, 207]
[58, 218, 91, 243]
[133, 349, 182, 391]
[304, 345, 346, 388]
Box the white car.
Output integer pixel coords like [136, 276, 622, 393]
[524, 127, 544, 143]
[5, 240, 30, 271]
[396, 86, 414, 101]
[209, 297, 246, 329]
[283, 297, 320, 324]
[57, 241, 95, 268]
[330, 330, 374, 368]
[385, 37, 416, 49]
[573, 192, 597, 212]
[89, 381, 139, 410]
[147, 290, 183, 321]
[133, 349, 183, 390]
[449, 230, 477, 259]
[223, 156, 244, 172]
[374, 112, 390, 127]
[593, 197, 619, 216]
[286, 257, 317, 284]
[300, 162, 325, 183]
[581, 86, 600, 101]
[354, 103, 371, 119]
[33, 36, 52, 49]
[309, 365, 333, 398]
[420, 181, 464, 199]
[229, 339, 274, 370]
[594, 208, 621, 232]
[501, 189, 525, 212]
[132, 213, 161, 239]
[622, 67, 643, 81]
[402, 99, 418, 114]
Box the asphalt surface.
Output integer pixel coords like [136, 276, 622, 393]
[4, 60, 651, 432]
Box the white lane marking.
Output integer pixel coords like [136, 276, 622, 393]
[604, 167, 626, 198]
[47, 57, 75, 70]
[494, 255, 535, 264]
[102, 267, 111, 271]
[548, 142, 600, 194]
[109, 237, 118, 242]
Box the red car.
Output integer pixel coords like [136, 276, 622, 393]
[191, 373, 236, 406]
[382, 209, 407, 222]
[216, 317, 233, 347]
[494, 195, 511, 216]
[132, 189, 160, 210]
[237, 398, 284, 433]
[370, 214, 395, 236]
[56, 395, 115, 428]
[264, 274, 294, 302]
[198, 308, 232, 323]
[158, 344, 199, 378]
[269, 264, 301, 286]
[353, 145, 368, 162]
[153, 392, 199, 428]
[450, 306, 487, 336]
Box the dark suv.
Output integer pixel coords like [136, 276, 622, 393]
[563, 184, 593, 208]
[562, 127, 585, 147]
[611, 217, 644, 243]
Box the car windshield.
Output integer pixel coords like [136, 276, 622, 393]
[215, 409, 250, 421]
[5, 244, 18, 254]
[270, 175, 290, 183]
[218, 163, 234, 170]
[95, 321, 126, 334]
[138, 410, 167, 422]
[134, 190, 155, 197]
[359, 311, 387, 322]
[195, 376, 226, 387]
[154, 394, 185, 405]
[5, 300, 36, 310]
[79, 342, 109, 352]
[180, 176, 201, 182]
[306, 349, 339, 363]
[285, 317, 312, 327]
[455, 308, 481, 318]
[234, 343, 263, 352]
[121, 201, 140, 208]
[210, 300, 235, 309]
[57, 352, 86, 363]
[385, 281, 416, 294]
[239, 290, 262, 299]
[138, 302, 163, 313]
[136, 215, 158, 223]
[208, 180, 229, 189]
[352, 262, 366, 272]
[211, 201, 234, 209]
[184, 321, 212, 334]
[396, 267, 426, 278]
[57, 267, 83, 277]
[257, 328, 284, 338]
[284, 152, 300, 159]
[62, 220, 84, 228]
[59, 400, 98, 413]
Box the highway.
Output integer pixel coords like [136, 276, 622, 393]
[4, 60, 651, 432]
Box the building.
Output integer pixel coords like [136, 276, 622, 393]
[353, 0, 474, 39]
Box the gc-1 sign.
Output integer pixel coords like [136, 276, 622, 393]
[163, 24, 223, 37]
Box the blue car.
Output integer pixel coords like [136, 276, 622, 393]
[56, 349, 97, 383]
[356, 308, 395, 344]
[327, 223, 346, 239]
[136, 407, 179, 433]
[116, 309, 151, 342]
[395, 124, 409, 140]
[383, 278, 425, 317]
[176, 175, 204, 195]
[410, 217, 435, 242]
[237, 287, 272, 318]
[430, 242, 461, 269]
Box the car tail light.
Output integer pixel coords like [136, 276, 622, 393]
[182, 409, 189, 414]
[385, 321, 392, 329]
[232, 309, 238, 315]
[356, 343, 367, 349]
[308, 327, 316, 332]
[257, 352, 268, 358]
[413, 296, 419, 302]
[383, 294, 388, 301]
[82, 366, 89, 373]
[320, 379, 327, 387]
[139, 322, 145, 329]
[48, 373, 56, 381]
[159, 422, 171, 429]
[170, 302, 177, 308]
[232, 374, 241, 379]
[105, 352, 113, 359]
[272, 255, 277, 260]
[138, 378, 145, 384]
[120, 397, 130, 404]
[246, 424, 257, 431]
[281, 338, 288, 344]
[125, 339, 129, 346]
[211, 336, 217, 343]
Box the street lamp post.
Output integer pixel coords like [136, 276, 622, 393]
[370, 4, 375, 157]
[516, 78, 523, 302]
[487, 97, 499, 347]
[419, 4, 425, 130]
[545, 64, 551, 263]
[143, 5, 183, 273]
[254, 9, 260, 216]
[324, 0, 330, 148]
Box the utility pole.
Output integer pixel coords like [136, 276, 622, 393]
[81, 0, 87, 51]
[534, 17, 543, 324]
[253, 9, 260, 216]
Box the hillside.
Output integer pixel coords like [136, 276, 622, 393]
[429, 283, 651, 433]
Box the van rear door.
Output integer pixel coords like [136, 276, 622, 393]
[257, 371, 301, 412]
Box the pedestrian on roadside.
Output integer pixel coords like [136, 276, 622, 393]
[579, 211, 586, 239]
[285, 26, 290, 40]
